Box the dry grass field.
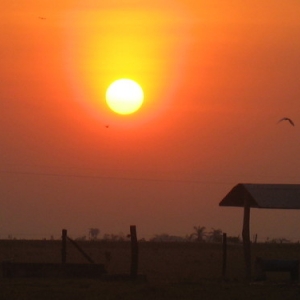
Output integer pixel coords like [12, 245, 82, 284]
[0, 240, 300, 299]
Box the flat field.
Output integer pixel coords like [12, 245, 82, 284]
[0, 240, 300, 299]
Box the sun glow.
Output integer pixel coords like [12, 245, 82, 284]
[64, 1, 191, 122]
[106, 79, 144, 115]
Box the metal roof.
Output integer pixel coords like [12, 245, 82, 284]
[219, 183, 300, 209]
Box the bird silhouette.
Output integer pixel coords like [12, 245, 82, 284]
[277, 117, 295, 126]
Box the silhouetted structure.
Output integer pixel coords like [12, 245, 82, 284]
[219, 183, 300, 280]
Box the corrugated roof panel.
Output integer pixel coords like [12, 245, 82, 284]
[219, 183, 300, 209]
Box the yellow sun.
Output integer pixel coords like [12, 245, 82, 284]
[105, 79, 144, 115]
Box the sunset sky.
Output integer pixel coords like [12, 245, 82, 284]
[1, 0, 300, 241]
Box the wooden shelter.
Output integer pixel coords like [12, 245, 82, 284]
[219, 183, 300, 279]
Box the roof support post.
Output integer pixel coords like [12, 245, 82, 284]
[242, 200, 251, 280]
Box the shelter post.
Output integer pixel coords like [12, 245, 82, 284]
[242, 201, 251, 279]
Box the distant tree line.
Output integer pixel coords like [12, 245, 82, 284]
[150, 226, 240, 243]
[76, 226, 241, 243]
[3, 228, 295, 243]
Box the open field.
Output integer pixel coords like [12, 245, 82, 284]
[1, 240, 300, 299]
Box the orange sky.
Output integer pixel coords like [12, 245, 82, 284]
[1, 0, 300, 241]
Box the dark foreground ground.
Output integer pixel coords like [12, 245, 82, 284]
[0, 240, 300, 299]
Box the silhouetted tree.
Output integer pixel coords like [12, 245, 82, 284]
[207, 228, 223, 243]
[89, 228, 100, 240]
[267, 237, 291, 244]
[190, 226, 207, 242]
[150, 234, 186, 242]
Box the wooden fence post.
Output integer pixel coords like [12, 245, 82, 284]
[130, 225, 139, 279]
[222, 232, 227, 279]
[242, 202, 252, 280]
[62, 229, 67, 264]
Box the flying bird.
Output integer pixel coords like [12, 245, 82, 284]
[277, 117, 295, 126]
